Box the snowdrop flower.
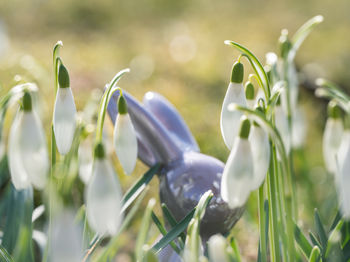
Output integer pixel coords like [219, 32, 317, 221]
[245, 81, 256, 109]
[337, 127, 350, 172]
[8, 91, 49, 190]
[221, 116, 254, 208]
[113, 94, 138, 174]
[86, 142, 123, 236]
[249, 118, 270, 190]
[338, 141, 350, 219]
[50, 211, 83, 262]
[323, 101, 343, 174]
[220, 61, 246, 149]
[208, 234, 229, 262]
[53, 63, 77, 155]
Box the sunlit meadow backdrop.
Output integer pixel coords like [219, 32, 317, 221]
[0, 0, 350, 260]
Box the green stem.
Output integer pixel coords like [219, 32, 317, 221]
[95, 69, 129, 144]
[267, 145, 281, 262]
[258, 186, 267, 262]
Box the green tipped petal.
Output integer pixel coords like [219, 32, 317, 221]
[94, 142, 105, 159]
[22, 91, 32, 111]
[245, 81, 255, 100]
[231, 61, 244, 84]
[58, 63, 70, 88]
[239, 116, 251, 139]
[328, 101, 342, 119]
[118, 95, 128, 115]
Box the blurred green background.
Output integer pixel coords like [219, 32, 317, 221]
[0, 0, 349, 260]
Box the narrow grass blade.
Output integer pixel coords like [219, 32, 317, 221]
[314, 209, 328, 250]
[151, 212, 181, 254]
[0, 245, 14, 262]
[294, 222, 313, 259]
[121, 163, 160, 213]
[161, 203, 186, 246]
[308, 246, 321, 262]
[135, 198, 156, 261]
[152, 209, 195, 254]
[289, 15, 324, 62]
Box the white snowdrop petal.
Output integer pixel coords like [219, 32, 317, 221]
[8, 112, 31, 190]
[339, 147, 350, 219]
[50, 211, 83, 262]
[221, 139, 253, 209]
[323, 118, 343, 174]
[337, 130, 350, 173]
[208, 234, 228, 262]
[53, 87, 77, 155]
[220, 82, 246, 150]
[249, 125, 270, 190]
[21, 112, 49, 189]
[114, 114, 138, 174]
[8, 111, 49, 190]
[86, 159, 123, 236]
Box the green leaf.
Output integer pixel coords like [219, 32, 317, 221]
[230, 238, 242, 262]
[121, 164, 160, 213]
[308, 246, 322, 262]
[294, 222, 313, 259]
[325, 220, 344, 259]
[224, 41, 270, 99]
[314, 209, 328, 250]
[315, 78, 350, 113]
[2, 185, 34, 262]
[151, 212, 181, 254]
[161, 203, 186, 246]
[152, 209, 195, 254]
[330, 211, 342, 232]
[289, 15, 324, 62]
[0, 245, 14, 262]
[135, 198, 156, 261]
[309, 232, 322, 250]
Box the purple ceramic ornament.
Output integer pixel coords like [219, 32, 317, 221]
[107, 90, 244, 252]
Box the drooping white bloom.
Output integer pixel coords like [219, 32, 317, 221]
[249, 124, 270, 190]
[53, 64, 77, 155]
[8, 93, 49, 190]
[220, 62, 246, 150]
[113, 95, 138, 175]
[323, 103, 343, 174]
[337, 130, 350, 173]
[338, 142, 350, 219]
[221, 117, 253, 209]
[208, 234, 228, 262]
[86, 144, 123, 236]
[50, 211, 83, 262]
